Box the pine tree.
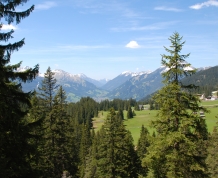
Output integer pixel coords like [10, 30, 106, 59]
[96, 108, 139, 177]
[83, 129, 98, 178]
[137, 125, 150, 177]
[67, 116, 80, 177]
[39, 67, 58, 111]
[143, 32, 209, 178]
[38, 67, 60, 177]
[79, 122, 92, 178]
[127, 105, 133, 119]
[27, 92, 45, 176]
[0, 1, 39, 177]
[206, 117, 218, 177]
[117, 108, 124, 121]
[50, 86, 72, 177]
[134, 103, 140, 111]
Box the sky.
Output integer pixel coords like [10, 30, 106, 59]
[2, 0, 218, 80]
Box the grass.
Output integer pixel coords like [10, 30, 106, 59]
[201, 99, 218, 107]
[92, 100, 218, 145]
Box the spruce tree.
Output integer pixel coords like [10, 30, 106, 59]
[38, 67, 59, 177]
[96, 108, 139, 177]
[117, 108, 124, 121]
[127, 105, 133, 119]
[39, 67, 58, 111]
[27, 92, 45, 176]
[0, 1, 39, 177]
[79, 122, 92, 177]
[134, 103, 140, 111]
[137, 125, 150, 177]
[206, 117, 218, 177]
[143, 32, 209, 178]
[83, 129, 98, 178]
[50, 86, 72, 177]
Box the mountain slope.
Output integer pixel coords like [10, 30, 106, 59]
[51, 69, 109, 102]
[107, 67, 166, 100]
[181, 65, 218, 96]
[100, 71, 134, 91]
[181, 65, 218, 86]
[76, 73, 108, 87]
[139, 66, 216, 102]
[22, 69, 109, 102]
[20, 65, 217, 102]
[101, 71, 151, 91]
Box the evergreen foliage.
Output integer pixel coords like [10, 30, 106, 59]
[206, 117, 218, 177]
[117, 108, 124, 121]
[0, 1, 39, 177]
[49, 86, 72, 177]
[38, 67, 59, 110]
[37, 69, 78, 177]
[98, 98, 137, 111]
[96, 108, 139, 177]
[67, 97, 98, 129]
[27, 92, 45, 176]
[181, 66, 218, 97]
[143, 32, 209, 178]
[127, 105, 133, 119]
[82, 129, 97, 178]
[1, 3, 217, 177]
[137, 125, 150, 177]
[134, 103, 140, 111]
[79, 123, 92, 177]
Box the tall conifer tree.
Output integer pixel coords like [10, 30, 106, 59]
[50, 86, 72, 177]
[0, 1, 39, 177]
[127, 105, 133, 119]
[143, 32, 209, 178]
[206, 117, 218, 177]
[79, 123, 92, 177]
[27, 92, 45, 176]
[96, 108, 139, 177]
[137, 125, 150, 177]
[38, 67, 59, 177]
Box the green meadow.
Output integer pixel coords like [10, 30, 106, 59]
[93, 100, 218, 145]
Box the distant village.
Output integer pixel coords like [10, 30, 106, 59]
[198, 90, 218, 100]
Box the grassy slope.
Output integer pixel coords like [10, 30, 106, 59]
[93, 100, 218, 145]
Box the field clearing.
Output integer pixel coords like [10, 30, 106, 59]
[201, 100, 218, 107]
[92, 100, 218, 145]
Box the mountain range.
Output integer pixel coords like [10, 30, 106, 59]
[19, 65, 217, 102]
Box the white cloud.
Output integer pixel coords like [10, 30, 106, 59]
[154, 6, 182, 12]
[190, 0, 218, 10]
[35, 1, 57, 10]
[1, 24, 17, 30]
[125, 41, 140, 48]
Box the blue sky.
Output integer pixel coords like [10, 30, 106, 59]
[3, 0, 218, 80]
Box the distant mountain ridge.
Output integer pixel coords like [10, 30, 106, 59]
[182, 65, 218, 87]
[76, 73, 109, 88]
[18, 65, 215, 102]
[101, 71, 151, 91]
[107, 67, 165, 100]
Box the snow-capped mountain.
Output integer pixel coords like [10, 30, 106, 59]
[106, 67, 165, 100]
[20, 65, 216, 102]
[100, 70, 152, 91]
[75, 73, 108, 88]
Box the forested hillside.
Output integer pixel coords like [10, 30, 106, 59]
[181, 65, 218, 96]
